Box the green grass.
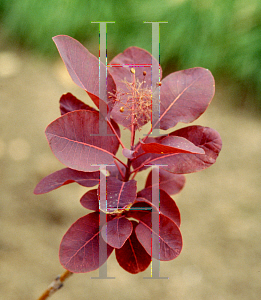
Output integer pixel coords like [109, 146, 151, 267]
[1, 0, 261, 109]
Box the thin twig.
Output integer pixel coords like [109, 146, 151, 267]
[37, 270, 73, 300]
[107, 118, 125, 149]
[134, 127, 152, 153]
[113, 155, 128, 169]
[130, 156, 152, 178]
[114, 159, 125, 179]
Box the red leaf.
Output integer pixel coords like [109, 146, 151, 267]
[98, 177, 137, 213]
[34, 168, 99, 194]
[60, 93, 97, 115]
[140, 136, 204, 154]
[137, 188, 181, 227]
[80, 189, 99, 211]
[59, 212, 114, 273]
[159, 67, 215, 130]
[132, 125, 222, 174]
[145, 168, 186, 195]
[53, 35, 116, 111]
[135, 213, 182, 261]
[101, 217, 133, 248]
[45, 110, 120, 172]
[115, 221, 151, 274]
[159, 125, 222, 173]
[130, 136, 157, 173]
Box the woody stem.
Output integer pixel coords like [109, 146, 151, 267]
[37, 270, 73, 300]
[107, 119, 125, 149]
[124, 158, 132, 182]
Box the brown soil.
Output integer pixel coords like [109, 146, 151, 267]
[0, 47, 260, 300]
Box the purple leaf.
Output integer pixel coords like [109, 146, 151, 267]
[145, 168, 186, 195]
[135, 213, 182, 261]
[34, 168, 99, 194]
[159, 67, 215, 130]
[98, 177, 137, 213]
[115, 221, 151, 274]
[137, 188, 181, 227]
[101, 217, 133, 249]
[160, 125, 222, 173]
[132, 125, 222, 174]
[130, 136, 157, 173]
[140, 136, 205, 154]
[80, 189, 99, 211]
[53, 35, 116, 112]
[45, 110, 120, 172]
[59, 212, 114, 273]
[60, 93, 97, 115]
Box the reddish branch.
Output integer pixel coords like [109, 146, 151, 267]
[37, 270, 73, 300]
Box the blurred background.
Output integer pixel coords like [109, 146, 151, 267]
[0, 0, 260, 299]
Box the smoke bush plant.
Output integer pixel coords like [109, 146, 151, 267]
[34, 35, 222, 275]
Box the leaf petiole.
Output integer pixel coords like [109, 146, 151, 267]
[107, 118, 126, 149]
[113, 155, 128, 169]
[113, 159, 125, 179]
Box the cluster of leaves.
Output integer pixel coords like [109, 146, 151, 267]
[34, 35, 222, 274]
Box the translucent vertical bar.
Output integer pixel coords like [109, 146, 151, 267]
[91, 164, 115, 279]
[99, 22, 107, 135]
[144, 21, 167, 137]
[151, 22, 160, 136]
[144, 164, 168, 280]
[91, 22, 115, 136]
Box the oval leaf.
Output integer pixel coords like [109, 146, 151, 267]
[140, 136, 204, 154]
[101, 217, 133, 249]
[60, 93, 97, 115]
[137, 188, 181, 227]
[159, 67, 215, 130]
[34, 168, 99, 194]
[145, 168, 186, 195]
[59, 212, 114, 273]
[45, 110, 120, 172]
[135, 213, 182, 261]
[80, 189, 99, 211]
[132, 125, 222, 174]
[115, 221, 151, 274]
[53, 35, 116, 111]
